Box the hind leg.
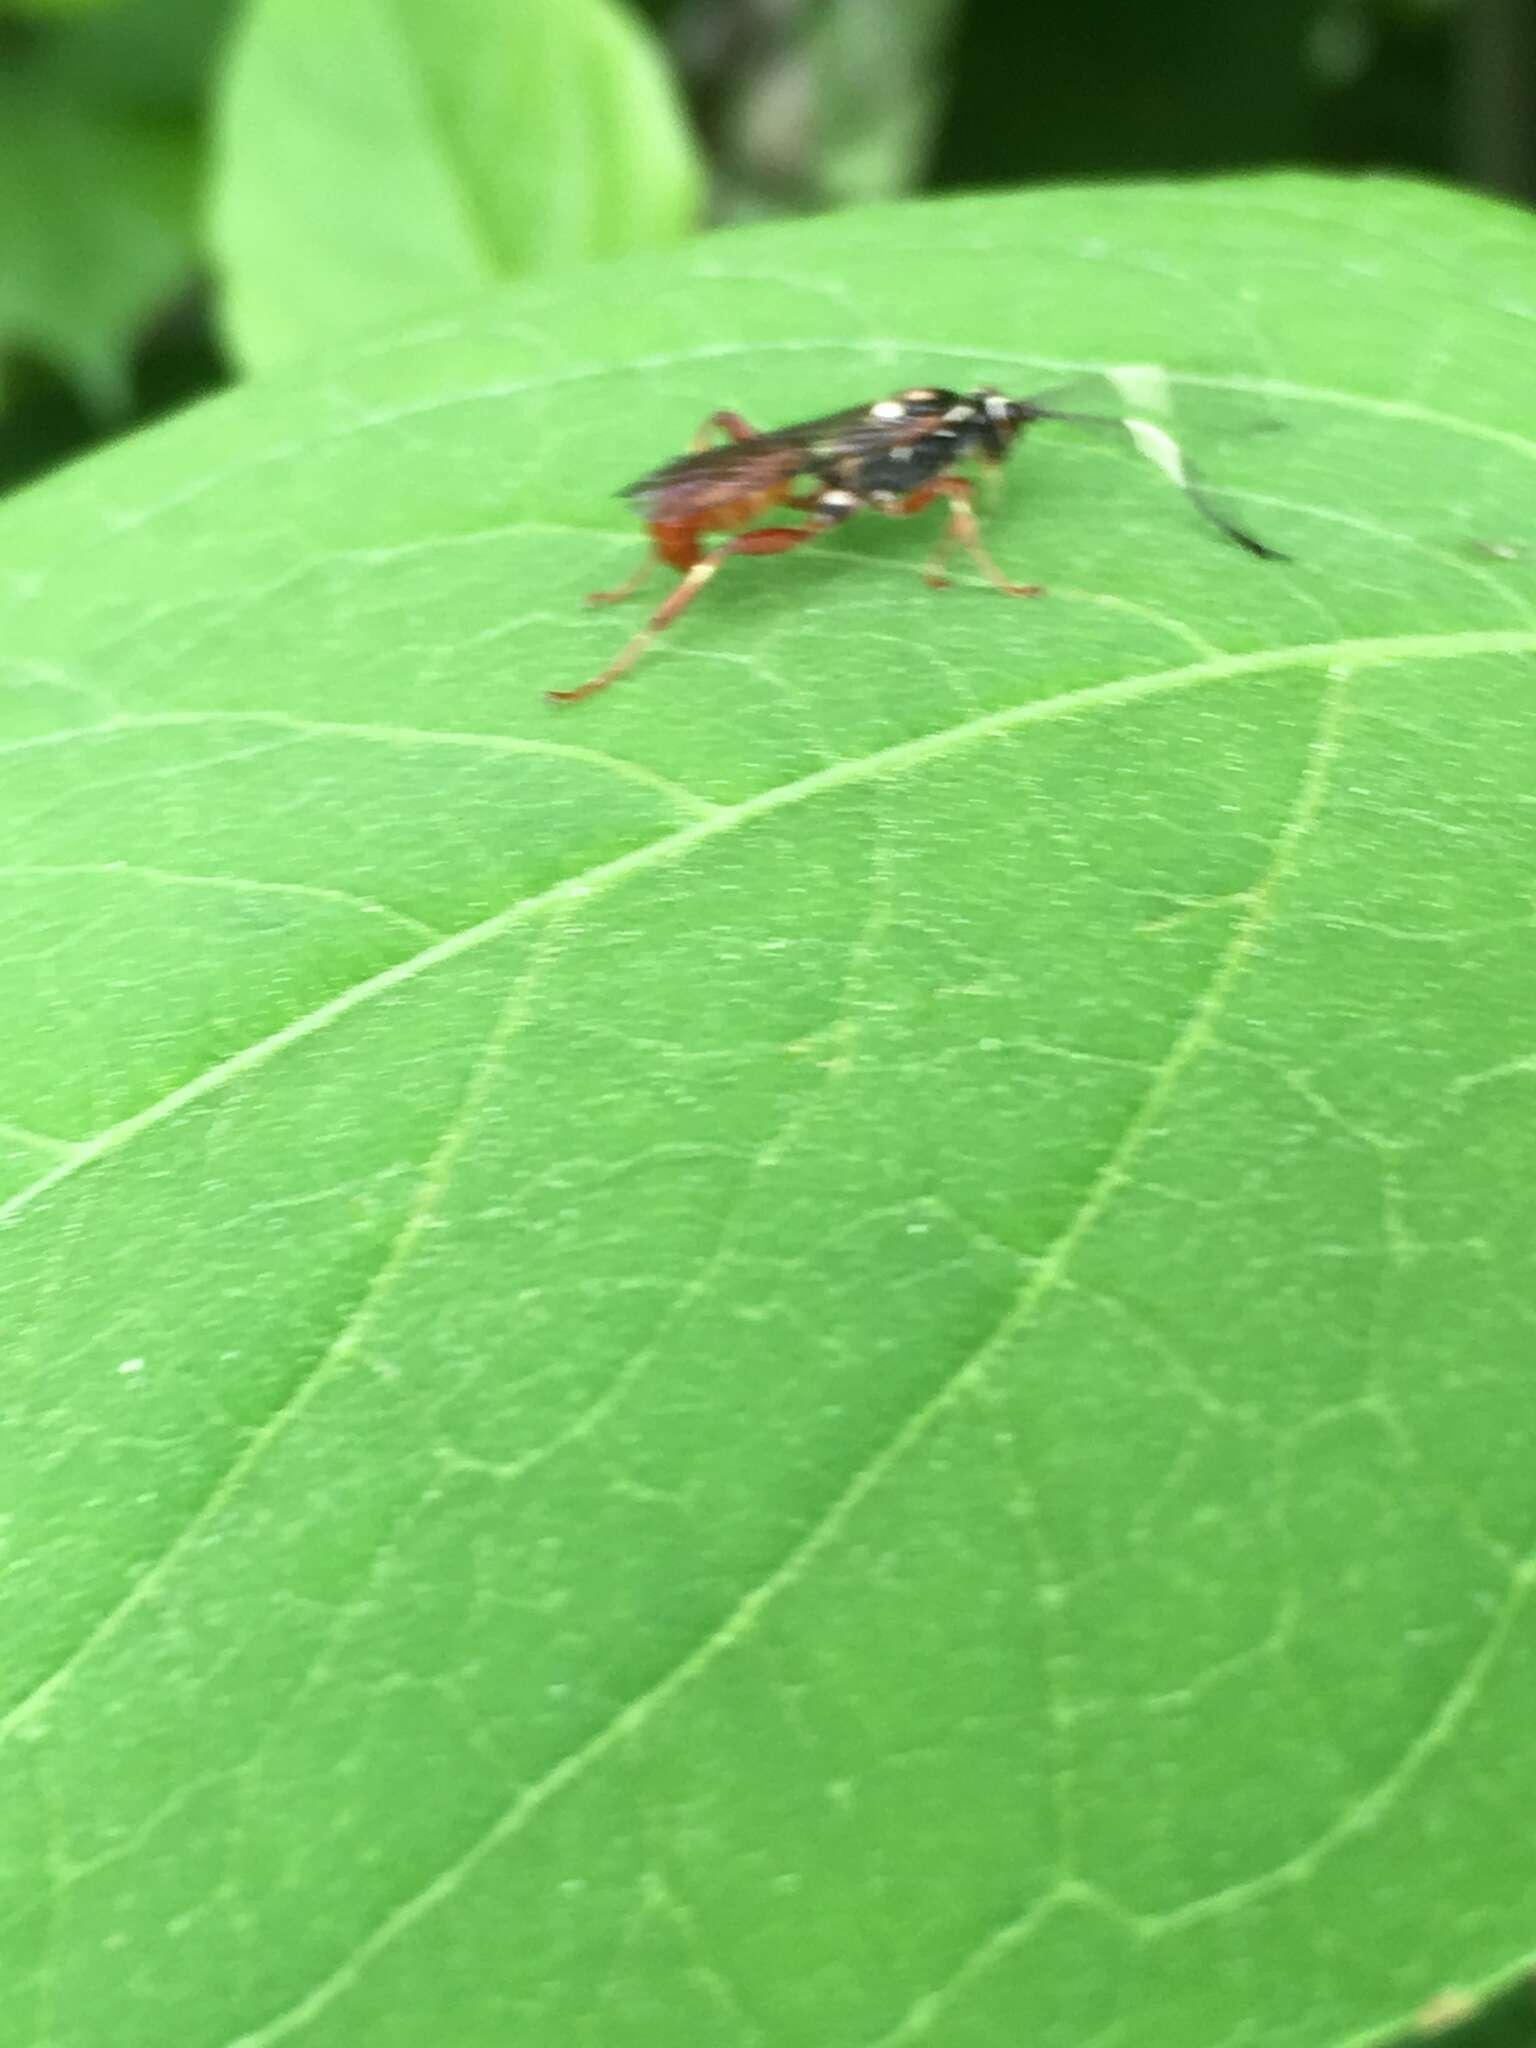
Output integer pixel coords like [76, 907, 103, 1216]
[552, 515, 838, 705]
[586, 550, 657, 607]
[690, 410, 759, 450]
[586, 508, 711, 608]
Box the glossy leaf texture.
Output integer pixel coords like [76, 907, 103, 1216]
[2, 174, 1535, 2048]
[208, 0, 705, 370]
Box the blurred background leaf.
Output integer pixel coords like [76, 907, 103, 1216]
[657, 0, 964, 216]
[208, 0, 705, 370]
[0, 13, 205, 414]
[0, 76, 194, 414]
[2, 0, 1534, 494]
[807, 0, 961, 207]
[0, 0, 236, 483]
[1, 0, 119, 17]
[43, 0, 241, 114]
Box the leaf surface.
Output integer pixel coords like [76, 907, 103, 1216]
[2, 174, 1535, 2048]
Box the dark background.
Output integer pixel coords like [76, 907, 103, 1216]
[0, 0, 1532, 496]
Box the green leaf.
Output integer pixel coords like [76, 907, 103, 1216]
[208, 0, 705, 372]
[45, 0, 243, 119]
[1, 0, 119, 16]
[0, 63, 199, 413]
[0, 0, 235, 428]
[806, 0, 963, 206]
[2, 173, 1535, 2048]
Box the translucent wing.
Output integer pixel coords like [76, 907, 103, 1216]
[620, 401, 948, 517]
[621, 437, 816, 520]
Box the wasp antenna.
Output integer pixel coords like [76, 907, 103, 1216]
[1010, 374, 1101, 415]
[1119, 415, 1291, 561]
[1021, 405, 1290, 562]
[1015, 402, 1137, 429]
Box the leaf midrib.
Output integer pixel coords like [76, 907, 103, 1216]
[52, 648, 1533, 2048]
[3, 622, 1530, 1238]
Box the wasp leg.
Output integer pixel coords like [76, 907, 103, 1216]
[925, 477, 1043, 597]
[586, 507, 715, 608]
[690, 409, 760, 452]
[550, 519, 832, 704]
[586, 550, 657, 607]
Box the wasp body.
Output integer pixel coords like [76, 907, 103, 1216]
[549, 383, 1283, 704]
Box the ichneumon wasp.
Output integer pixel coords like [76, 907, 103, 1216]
[549, 380, 1287, 703]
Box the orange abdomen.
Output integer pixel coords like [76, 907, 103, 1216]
[650, 482, 797, 570]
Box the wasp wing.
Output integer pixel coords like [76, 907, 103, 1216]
[620, 402, 945, 518]
[621, 438, 813, 520]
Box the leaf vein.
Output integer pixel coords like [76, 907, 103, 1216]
[3, 629, 1528, 1237]
[0, 862, 442, 940]
[211, 675, 1354, 2048]
[0, 923, 565, 1744]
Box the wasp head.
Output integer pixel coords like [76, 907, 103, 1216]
[865, 386, 1030, 466]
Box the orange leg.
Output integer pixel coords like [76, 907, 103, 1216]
[586, 551, 656, 607]
[975, 453, 1007, 510]
[886, 476, 1043, 598]
[586, 510, 712, 608]
[691, 410, 759, 451]
[550, 523, 823, 705]
[587, 422, 759, 606]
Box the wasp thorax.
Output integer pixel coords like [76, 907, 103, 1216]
[562, 378, 1282, 702]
